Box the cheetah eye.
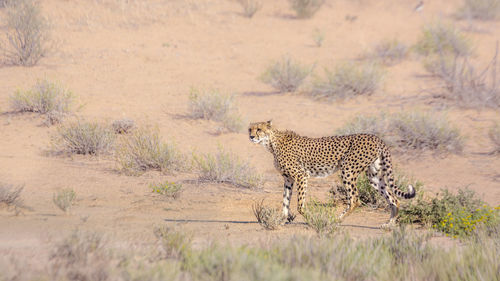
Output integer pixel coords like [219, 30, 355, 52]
[257, 128, 262, 132]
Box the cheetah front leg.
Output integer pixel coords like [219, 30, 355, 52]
[282, 175, 294, 222]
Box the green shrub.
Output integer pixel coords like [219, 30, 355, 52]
[10, 79, 74, 124]
[237, 0, 261, 18]
[456, 0, 500, 20]
[116, 126, 185, 175]
[252, 200, 285, 230]
[53, 188, 76, 213]
[414, 22, 472, 57]
[365, 39, 408, 65]
[310, 62, 383, 101]
[288, 0, 325, 19]
[150, 181, 182, 199]
[1, 0, 52, 66]
[260, 55, 311, 93]
[52, 120, 115, 155]
[303, 199, 338, 235]
[400, 187, 500, 238]
[489, 122, 500, 154]
[193, 146, 263, 189]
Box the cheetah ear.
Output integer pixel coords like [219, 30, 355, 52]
[266, 120, 273, 127]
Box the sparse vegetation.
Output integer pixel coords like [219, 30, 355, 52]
[336, 111, 464, 153]
[260, 55, 311, 93]
[116, 126, 186, 175]
[189, 88, 245, 133]
[112, 118, 135, 134]
[425, 48, 500, 108]
[1, 0, 52, 66]
[150, 181, 182, 199]
[489, 122, 500, 154]
[310, 62, 383, 101]
[414, 22, 472, 57]
[456, 0, 500, 20]
[312, 28, 325, 47]
[237, 0, 261, 18]
[52, 120, 115, 155]
[288, 0, 325, 19]
[253, 200, 285, 230]
[53, 188, 76, 213]
[365, 39, 408, 65]
[303, 199, 338, 235]
[154, 226, 193, 260]
[0, 183, 24, 211]
[400, 187, 500, 238]
[10, 79, 74, 125]
[193, 146, 263, 189]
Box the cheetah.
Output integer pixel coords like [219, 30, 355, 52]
[248, 120, 415, 228]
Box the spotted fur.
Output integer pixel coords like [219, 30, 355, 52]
[248, 120, 415, 228]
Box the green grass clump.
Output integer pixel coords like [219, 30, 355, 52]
[288, 0, 325, 19]
[53, 188, 76, 213]
[304, 199, 338, 236]
[150, 181, 182, 199]
[260, 55, 311, 93]
[193, 146, 263, 189]
[116, 126, 186, 175]
[400, 188, 500, 238]
[52, 120, 115, 155]
[456, 0, 500, 20]
[310, 62, 383, 101]
[252, 200, 285, 230]
[414, 22, 472, 57]
[10, 80, 74, 124]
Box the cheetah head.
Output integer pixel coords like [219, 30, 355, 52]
[248, 120, 273, 146]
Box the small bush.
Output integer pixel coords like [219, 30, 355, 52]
[260, 55, 311, 93]
[237, 0, 261, 18]
[116, 126, 185, 175]
[252, 200, 285, 230]
[336, 111, 464, 154]
[425, 50, 500, 108]
[10, 79, 74, 124]
[400, 187, 500, 238]
[310, 62, 383, 101]
[154, 226, 193, 260]
[414, 22, 472, 57]
[489, 122, 500, 154]
[50, 231, 111, 280]
[288, 0, 325, 19]
[193, 146, 263, 189]
[52, 120, 115, 155]
[188, 88, 234, 121]
[456, 0, 500, 20]
[150, 181, 182, 199]
[390, 111, 464, 153]
[1, 0, 51, 66]
[365, 39, 408, 65]
[217, 112, 245, 134]
[53, 188, 76, 213]
[0, 183, 24, 211]
[312, 28, 324, 47]
[304, 199, 338, 236]
[112, 118, 135, 134]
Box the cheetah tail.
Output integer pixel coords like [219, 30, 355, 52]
[393, 184, 416, 199]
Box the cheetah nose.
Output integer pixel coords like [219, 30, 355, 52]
[250, 136, 255, 140]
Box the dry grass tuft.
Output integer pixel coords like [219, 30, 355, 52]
[310, 62, 383, 101]
[288, 0, 325, 19]
[237, 0, 261, 18]
[193, 146, 263, 189]
[253, 200, 285, 230]
[52, 120, 115, 155]
[364, 39, 408, 66]
[1, 0, 52, 66]
[414, 22, 472, 57]
[116, 126, 186, 175]
[260, 55, 311, 93]
[489, 122, 500, 154]
[0, 183, 25, 213]
[111, 118, 135, 134]
[456, 0, 500, 20]
[53, 188, 76, 213]
[303, 199, 338, 235]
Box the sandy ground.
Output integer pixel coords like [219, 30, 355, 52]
[1, 0, 499, 259]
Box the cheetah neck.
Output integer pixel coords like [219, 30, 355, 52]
[266, 129, 297, 154]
